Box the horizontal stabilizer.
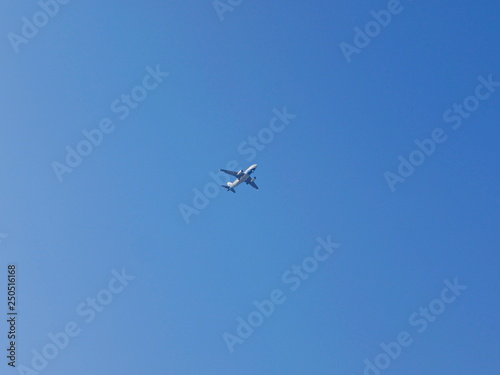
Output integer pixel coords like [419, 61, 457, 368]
[221, 185, 236, 193]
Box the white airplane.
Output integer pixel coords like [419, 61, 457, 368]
[220, 164, 259, 193]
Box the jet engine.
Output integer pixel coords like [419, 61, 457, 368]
[237, 170, 243, 176]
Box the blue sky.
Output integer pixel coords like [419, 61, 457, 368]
[1, 1, 499, 374]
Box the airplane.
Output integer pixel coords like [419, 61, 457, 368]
[220, 164, 259, 193]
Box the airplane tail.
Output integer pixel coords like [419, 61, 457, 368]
[221, 185, 236, 193]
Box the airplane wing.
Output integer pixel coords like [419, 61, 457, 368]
[248, 181, 259, 190]
[220, 169, 239, 177]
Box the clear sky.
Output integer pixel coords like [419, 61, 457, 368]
[1, 1, 499, 374]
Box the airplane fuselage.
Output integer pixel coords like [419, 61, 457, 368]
[227, 164, 258, 189]
[220, 164, 259, 192]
